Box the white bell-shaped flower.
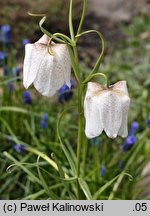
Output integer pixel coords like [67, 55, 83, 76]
[84, 81, 130, 139]
[23, 34, 71, 97]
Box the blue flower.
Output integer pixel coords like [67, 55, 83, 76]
[8, 82, 14, 93]
[23, 91, 32, 104]
[13, 144, 26, 153]
[1, 24, 11, 46]
[42, 113, 48, 121]
[100, 165, 106, 177]
[0, 51, 8, 66]
[22, 38, 30, 46]
[121, 121, 139, 152]
[147, 117, 150, 127]
[12, 66, 21, 81]
[4, 66, 9, 76]
[129, 121, 139, 135]
[40, 120, 48, 129]
[122, 135, 137, 151]
[40, 113, 48, 129]
[58, 79, 74, 103]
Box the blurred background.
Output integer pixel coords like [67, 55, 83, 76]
[0, 0, 150, 200]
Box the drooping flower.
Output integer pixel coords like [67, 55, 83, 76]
[100, 165, 106, 177]
[23, 34, 71, 97]
[23, 91, 32, 104]
[0, 24, 11, 46]
[40, 113, 48, 129]
[58, 79, 74, 103]
[84, 81, 130, 139]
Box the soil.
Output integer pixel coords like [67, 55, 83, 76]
[1, 0, 150, 69]
[87, 0, 150, 22]
[75, 13, 126, 68]
[75, 0, 150, 68]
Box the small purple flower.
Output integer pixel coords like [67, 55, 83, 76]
[22, 38, 30, 46]
[12, 66, 21, 81]
[16, 67, 21, 81]
[8, 82, 14, 93]
[121, 121, 139, 152]
[23, 91, 32, 104]
[13, 144, 26, 153]
[100, 165, 106, 177]
[41, 113, 48, 129]
[129, 121, 139, 135]
[42, 113, 48, 121]
[0, 51, 8, 65]
[58, 79, 75, 103]
[40, 120, 48, 129]
[4, 66, 9, 76]
[122, 135, 137, 151]
[1, 24, 11, 46]
[147, 117, 150, 127]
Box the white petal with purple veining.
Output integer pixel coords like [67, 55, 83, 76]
[23, 44, 47, 89]
[53, 44, 71, 88]
[84, 95, 103, 138]
[23, 34, 71, 97]
[118, 95, 130, 137]
[100, 91, 122, 138]
[112, 80, 129, 95]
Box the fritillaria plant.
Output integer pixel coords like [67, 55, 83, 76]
[23, 0, 130, 199]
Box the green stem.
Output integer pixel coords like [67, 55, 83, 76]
[71, 39, 83, 199]
[82, 136, 88, 176]
[76, 0, 87, 36]
[69, 0, 75, 42]
[76, 84, 83, 199]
